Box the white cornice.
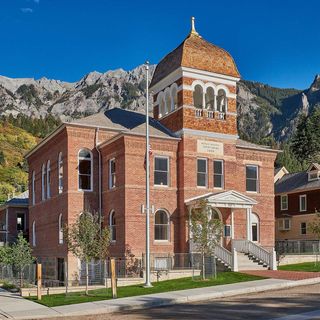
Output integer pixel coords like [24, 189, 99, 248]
[175, 128, 238, 140]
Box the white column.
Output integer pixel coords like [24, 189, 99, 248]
[246, 208, 252, 241]
[231, 209, 234, 239]
[214, 95, 217, 111]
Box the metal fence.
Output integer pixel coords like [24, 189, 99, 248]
[0, 263, 36, 287]
[276, 240, 320, 255]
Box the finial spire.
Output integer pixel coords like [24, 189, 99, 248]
[190, 16, 199, 36]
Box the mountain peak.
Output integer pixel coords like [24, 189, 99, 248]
[309, 74, 320, 92]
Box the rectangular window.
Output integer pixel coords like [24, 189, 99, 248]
[214, 160, 224, 188]
[278, 218, 291, 231]
[299, 195, 307, 212]
[281, 195, 288, 211]
[79, 159, 92, 190]
[109, 159, 116, 189]
[246, 165, 259, 192]
[224, 225, 231, 237]
[301, 222, 307, 235]
[154, 156, 169, 186]
[16, 213, 25, 232]
[197, 158, 207, 187]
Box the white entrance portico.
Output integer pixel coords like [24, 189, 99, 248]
[185, 190, 277, 271]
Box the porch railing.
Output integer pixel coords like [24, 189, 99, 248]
[232, 239, 276, 270]
[214, 245, 233, 268]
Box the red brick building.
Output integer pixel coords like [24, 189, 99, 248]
[26, 21, 278, 280]
[275, 163, 320, 242]
[0, 191, 29, 245]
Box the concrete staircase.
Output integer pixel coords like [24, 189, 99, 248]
[237, 252, 268, 271]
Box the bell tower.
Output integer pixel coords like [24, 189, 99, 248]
[149, 17, 240, 138]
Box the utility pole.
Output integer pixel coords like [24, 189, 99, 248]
[144, 61, 152, 287]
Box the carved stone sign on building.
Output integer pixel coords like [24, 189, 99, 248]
[197, 140, 224, 156]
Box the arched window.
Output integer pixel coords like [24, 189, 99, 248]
[211, 208, 221, 220]
[171, 86, 178, 109]
[205, 87, 215, 110]
[78, 149, 92, 191]
[32, 171, 35, 205]
[193, 84, 203, 108]
[58, 214, 63, 244]
[58, 152, 63, 194]
[251, 212, 259, 242]
[165, 90, 171, 114]
[154, 210, 170, 241]
[41, 164, 46, 201]
[109, 211, 116, 242]
[32, 221, 36, 247]
[159, 95, 165, 118]
[217, 89, 227, 113]
[47, 160, 51, 199]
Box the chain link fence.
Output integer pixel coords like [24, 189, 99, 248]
[0, 263, 36, 287]
[276, 240, 320, 255]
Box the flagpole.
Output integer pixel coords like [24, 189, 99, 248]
[144, 61, 152, 287]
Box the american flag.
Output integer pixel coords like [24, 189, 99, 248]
[143, 144, 152, 170]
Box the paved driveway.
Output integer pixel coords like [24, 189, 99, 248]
[242, 270, 320, 281]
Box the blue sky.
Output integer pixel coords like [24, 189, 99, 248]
[1, 0, 319, 89]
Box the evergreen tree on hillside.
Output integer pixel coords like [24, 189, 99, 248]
[275, 144, 304, 173]
[291, 107, 320, 164]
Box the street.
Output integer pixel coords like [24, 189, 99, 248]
[53, 283, 320, 320]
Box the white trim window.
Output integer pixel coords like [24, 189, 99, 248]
[32, 171, 35, 205]
[47, 160, 51, 199]
[280, 195, 288, 211]
[109, 158, 116, 189]
[300, 222, 307, 235]
[299, 194, 307, 212]
[32, 221, 36, 247]
[278, 218, 291, 231]
[213, 160, 224, 189]
[197, 158, 207, 187]
[78, 149, 93, 191]
[246, 165, 259, 192]
[58, 152, 63, 194]
[154, 210, 170, 241]
[58, 214, 63, 244]
[154, 156, 169, 186]
[109, 211, 116, 242]
[41, 163, 46, 201]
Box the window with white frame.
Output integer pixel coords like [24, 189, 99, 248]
[278, 218, 291, 231]
[32, 221, 36, 246]
[32, 171, 35, 205]
[299, 195, 307, 212]
[58, 213, 63, 244]
[41, 164, 46, 201]
[205, 87, 215, 110]
[281, 195, 288, 210]
[246, 165, 259, 192]
[193, 84, 203, 108]
[58, 152, 63, 194]
[109, 211, 116, 241]
[300, 222, 307, 235]
[154, 210, 169, 241]
[214, 160, 224, 188]
[78, 149, 92, 191]
[47, 160, 51, 199]
[154, 156, 169, 186]
[109, 158, 116, 189]
[197, 158, 207, 187]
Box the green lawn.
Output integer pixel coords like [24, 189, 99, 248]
[28, 272, 263, 307]
[279, 262, 320, 272]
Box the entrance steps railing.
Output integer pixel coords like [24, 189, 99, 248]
[232, 239, 277, 270]
[214, 245, 238, 272]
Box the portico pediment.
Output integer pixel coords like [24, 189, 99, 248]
[185, 190, 257, 209]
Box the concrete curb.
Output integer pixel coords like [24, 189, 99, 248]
[20, 277, 320, 319]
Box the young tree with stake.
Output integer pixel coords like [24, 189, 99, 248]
[64, 211, 111, 295]
[190, 200, 223, 280]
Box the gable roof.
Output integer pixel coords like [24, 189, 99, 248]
[275, 171, 320, 194]
[71, 108, 176, 139]
[4, 190, 29, 207]
[307, 163, 320, 172]
[185, 190, 257, 209]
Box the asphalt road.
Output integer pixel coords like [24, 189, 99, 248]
[63, 283, 320, 320]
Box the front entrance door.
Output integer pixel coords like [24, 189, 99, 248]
[252, 223, 258, 242]
[57, 258, 64, 286]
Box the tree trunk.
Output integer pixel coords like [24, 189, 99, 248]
[202, 252, 205, 280]
[85, 261, 89, 295]
[20, 268, 23, 289]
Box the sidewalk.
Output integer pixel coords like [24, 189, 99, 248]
[1, 277, 320, 319]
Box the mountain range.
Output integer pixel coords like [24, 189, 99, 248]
[0, 64, 320, 142]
